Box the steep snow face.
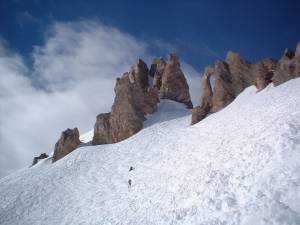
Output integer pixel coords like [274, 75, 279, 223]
[1, 79, 300, 225]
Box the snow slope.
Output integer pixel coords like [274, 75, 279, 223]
[1, 79, 300, 225]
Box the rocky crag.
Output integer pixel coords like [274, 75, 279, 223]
[40, 42, 300, 163]
[52, 128, 81, 162]
[192, 42, 300, 124]
[51, 54, 192, 161]
[31, 153, 49, 166]
[92, 54, 193, 145]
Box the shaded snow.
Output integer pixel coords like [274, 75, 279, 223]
[1, 79, 300, 225]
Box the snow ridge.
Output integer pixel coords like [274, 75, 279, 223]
[0, 79, 300, 225]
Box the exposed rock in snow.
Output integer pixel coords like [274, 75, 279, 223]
[253, 58, 277, 91]
[159, 54, 193, 109]
[92, 55, 194, 145]
[191, 106, 208, 125]
[192, 43, 300, 125]
[31, 153, 49, 166]
[52, 128, 81, 162]
[211, 60, 236, 112]
[273, 43, 300, 86]
[225, 51, 253, 95]
[92, 59, 159, 145]
[191, 53, 252, 124]
[190, 65, 213, 124]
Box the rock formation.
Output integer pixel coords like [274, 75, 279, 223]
[92, 59, 159, 145]
[199, 65, 214, 110]
[52, 128, 81, 162]
[192, 42, 300, 125]
[253, 58, 277, 91]
[159, 54, 193, 109]
[48, 54, 193, 162]
[31, 153, 49, 166]
[191, 52, 275, 124]
[224, 51, 253, 95]
[191, 65, 213, 125]
[211, 60, 236, 112]
[192, 53, 253, 124]
[273, 43, 300, 86]
[92, 54, 193, 145]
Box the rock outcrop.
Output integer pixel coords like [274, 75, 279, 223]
[273, 43, 300, 86]
[92, 59, 159, 145]
[92, 54, 193, 145]
[191, 52, 276, 124]
[253, 58, 277, 91]
[31, 153, 49, 166]
[192, 42, 300, 125]
[52, 128, 81, 162]
[159, 54, 193, 109]
[199, 65, 214, 110]
[191, 65, 213, 125]
[48, 54, 193, 162]
[211, 60, 236, 112]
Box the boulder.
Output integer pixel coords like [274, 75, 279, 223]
[31, 153, 49, 166]
[52, 128, 81, 162]
[191, 106, 209, 125]
[159, 54, 193, 109]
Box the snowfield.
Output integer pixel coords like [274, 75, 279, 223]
[1, 78, 300, 225]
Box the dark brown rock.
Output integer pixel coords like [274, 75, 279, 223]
[52, 128, 81, 162]
[273, 43, 300, 86]
[31, 153, 49, 166]
[92, 59, 159, 145]
[283, 48, 295, 59]
[160, 54, 193, 109]
[191, 106, 209, 125]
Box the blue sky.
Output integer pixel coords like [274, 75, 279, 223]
[1, 0, 300, 70]
[0, 0, 300, 177]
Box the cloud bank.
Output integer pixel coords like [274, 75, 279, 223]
[0, 20, 200, 178]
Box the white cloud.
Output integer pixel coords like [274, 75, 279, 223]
[181, 62, 201, 105]
[0, 21, 201, 178]
[32, 21, 148, 90]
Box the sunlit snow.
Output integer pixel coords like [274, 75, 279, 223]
[0, 79, 300, 225]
